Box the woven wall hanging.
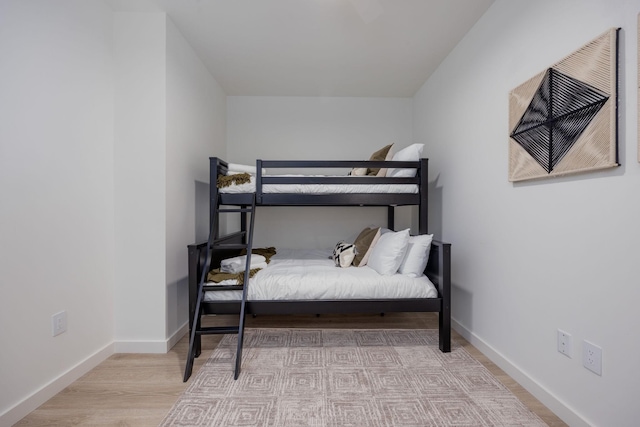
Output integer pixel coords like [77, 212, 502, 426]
[508, 28, 620, 182]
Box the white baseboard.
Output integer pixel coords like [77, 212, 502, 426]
[113, 339, 169, 353]
[1, 325, 190, 426]
[167, 322, 189, 350]
[452, 317, 588, 427]
[114, 322, 189, 353]
[0, 343, 114, 427]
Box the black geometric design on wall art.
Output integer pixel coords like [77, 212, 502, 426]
[510, 68, 609, 173]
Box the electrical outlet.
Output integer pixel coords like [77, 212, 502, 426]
[557, 329, 572, 358]
[583, 340, 602, 376]
[52, 311, 67, 337]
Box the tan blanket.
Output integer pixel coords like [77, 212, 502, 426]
[217, 173, 251, 188]
[240, 246, 277, 263]
[206, 268, 262, 285]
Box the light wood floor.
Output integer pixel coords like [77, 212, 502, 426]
[16, 313, 567, 426]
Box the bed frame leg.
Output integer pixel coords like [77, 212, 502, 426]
[439, 310, 451, 352]
[438, 241, 451, 352]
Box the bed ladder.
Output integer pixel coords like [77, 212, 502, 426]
[183, 193, 257, 382]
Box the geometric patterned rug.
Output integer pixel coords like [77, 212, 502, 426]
[160, 329, 547, 426]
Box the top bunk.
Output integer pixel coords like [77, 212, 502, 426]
[211, 145, 428, 208]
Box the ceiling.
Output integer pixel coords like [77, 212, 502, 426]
[107, 0, 494, 97]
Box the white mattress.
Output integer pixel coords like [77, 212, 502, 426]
[204, 248, 438, 302]
[218, 175, 418, 194]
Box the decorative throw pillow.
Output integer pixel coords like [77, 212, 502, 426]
[387, 143, 424, 178]
[348, 167, 368, 176]
[398, 234, 434, 277]
[348, 144, 394, 177]
[367, 228, 411, 275]
[366, 143, 395, 176]
[352, 226, 381, 267]
[333, 241, 356, 268]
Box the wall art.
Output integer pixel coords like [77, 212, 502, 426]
[508, 28, 619, 182]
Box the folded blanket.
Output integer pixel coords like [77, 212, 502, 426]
[207, 251, 273, 284]
[221, 259, 268, 274]
[220, 262, 267, 274]
[221, 254, 266, 271]
[225, 163, 267, 176]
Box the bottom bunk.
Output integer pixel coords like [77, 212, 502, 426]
[185, 235, 451, 380]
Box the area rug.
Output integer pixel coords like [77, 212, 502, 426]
[161, 329, 547, 426]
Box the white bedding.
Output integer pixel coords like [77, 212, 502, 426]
[218, 175, 418, 194]
[204, 248, 438, 302]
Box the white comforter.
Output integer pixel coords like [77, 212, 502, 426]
[204, 249, 437, 302]
[218, 175, 418, 194]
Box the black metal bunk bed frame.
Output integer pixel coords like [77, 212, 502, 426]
[184, 157, 451, 382]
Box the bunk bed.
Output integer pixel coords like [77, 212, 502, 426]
[184, 153, 452, 381]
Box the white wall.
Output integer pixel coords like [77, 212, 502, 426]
[0, 0, 115, 423]
[413, 1, 640, 425]
[0, 4, 227, 422]
[113, 12, 168, 352]
[227, 96, 415, 248]
[165, 18, 227, 342]
[113, 12, 228, 352]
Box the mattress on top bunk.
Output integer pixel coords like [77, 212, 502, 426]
[218, 175, 419, 194]
[204, 248, 438, 302]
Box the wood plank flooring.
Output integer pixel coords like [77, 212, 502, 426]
[15, 313, 567, 426]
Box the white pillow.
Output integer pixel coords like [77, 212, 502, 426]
[387, 143, 424, 177]
[367, 228, 410, 275]
[398, 234, 434, 277]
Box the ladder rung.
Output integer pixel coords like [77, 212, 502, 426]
[210, 243, 249, 250]
[203, 285, 243, 291]
[214, 231, 246, 241]
[212, 232, 247, 247]
[196, 326, 240, 335]
[218, 208, 254, 213]
[184, 194, 256, 382]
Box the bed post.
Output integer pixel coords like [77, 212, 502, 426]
[256, 159, 263, 205]
[437, 241, 451, 352]
[210, 158, 220, 239]
[419, 158, 428, 234]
